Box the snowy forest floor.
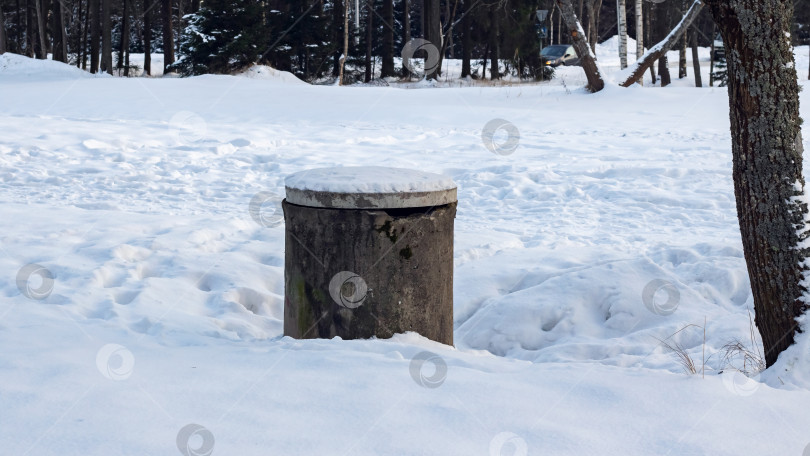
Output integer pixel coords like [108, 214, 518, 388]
[2, 41, 810, 455]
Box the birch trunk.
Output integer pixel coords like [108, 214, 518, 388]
[617, 0, 627, 69]
[619, 0, 702, 87]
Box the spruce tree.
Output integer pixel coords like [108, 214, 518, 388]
[171, 0, 264, 75]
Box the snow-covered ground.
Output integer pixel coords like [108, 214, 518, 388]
[2, 42, 810, 455]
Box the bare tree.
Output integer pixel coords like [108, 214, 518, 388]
[34, 0, 46, 58]
[635, 0, 642, 60]
[0, 3, 7, 54]
[161, 0, 174, 72]
[556, 0, 605, 92]
[617, 0, 628, 69]
[619, 0, 702, 87]
[100, 0, 112, 73]
[424, 0, 441, 79]
[691, 27, 701, 87]
[364, 0, 373, 82]
[143, 0, 152, 75]
[705, 0, 808, 367]
[339, 0, 349, 85]
[381, 0, 395, 77]
[90, 0, 100, 72]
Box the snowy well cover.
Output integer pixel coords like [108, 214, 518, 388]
[284, 166, 457, 194]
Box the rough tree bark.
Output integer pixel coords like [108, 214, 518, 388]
[161, 0, 174, 72]
[556, 0, 605, 92]
[143, 2, 151, 75]
[34, 0, 46, 58]
[678, 0, 688, 78]
[658, 54, 670, 86]
[403, 0, 411, 77]
[489, 6, 499, 80]
[90, 0, 100, 72]
[460, 0, 471, 78]
[691, 28, 701, 87]
[619, 0, 702, 87]
[0, 3, 7, 54]
[101, 0, 112, 74]
[339, 0, 349, 85]
[364, 0, 373, 82]
[119, 0, 131, 75]
[704, 0, 809, 367]
[381, 0, 395, 78]
[423, 0, 441, 79]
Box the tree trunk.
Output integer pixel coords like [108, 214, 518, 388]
[619, 0, 702, 87]
[555, 0, 605, 92]
[460, 0, 470, 77]
[26, 0, 34, 57]
[364, 0, 373, 82]
[89, 0, 100, 72]
[705, 0, 808, 367]
[332, 0, 343, 77]
[176, 0, 182, 54]
[80, 0, 89, 68]
[617, 0, 627, 69]
[645, 1, 655, 83]
[679, 31, 687, 78]
[677, 0, 687, 78]
[51, 0, 67, 62]
[0, 3, 6, 55]
[381, 0, 395, 77]
[162, 0, 174, 72]
[635, 0, 642, 59]
[658, 54, 670, 86]
[34, 0, 46, 58]
[119, 0, 130, 75]
[423, 0, 440, 79]
[100, 0, 112, 73]
[143, 2, 151, 75]
[489, 6, 499, 80]
[691, 28, 701, 87]
[584, 0, 596, 53]
[339, 0, 349, 85]
[403, 0, 410, 77]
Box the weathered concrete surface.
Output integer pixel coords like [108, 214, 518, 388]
[285, 187, 457, 210]
[283, 200, 455, 345]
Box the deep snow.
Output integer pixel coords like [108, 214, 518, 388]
[2, 42, 810, 455]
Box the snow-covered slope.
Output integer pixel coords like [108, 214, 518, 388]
[1, 49, 810, 455]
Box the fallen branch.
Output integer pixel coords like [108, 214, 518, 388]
[619, 0, 704, 87]
[555, 0, 605, 92]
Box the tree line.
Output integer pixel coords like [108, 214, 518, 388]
[0, 0, 810, 82]
[1, 0, 808, 81]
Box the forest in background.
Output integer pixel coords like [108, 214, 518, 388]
[0, 0, 809, 82]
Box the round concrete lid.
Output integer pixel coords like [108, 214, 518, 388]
[285, 166, 457, 209]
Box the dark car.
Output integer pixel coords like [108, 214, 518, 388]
[712, 33, 725, 60]
[540, 45, 581, 67]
